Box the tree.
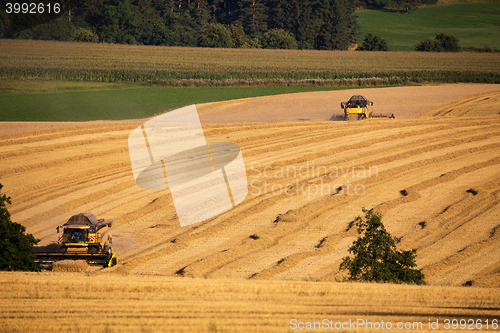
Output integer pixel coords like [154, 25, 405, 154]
[357, 0, 390, 9]
[198, 23, 232, 48]
[71, 28, 99, 42]
[98, 0, 143, 44]
[234, 0, 268, 36]
[396, 0, 422, 13]
[357, 33, 388, 51]
[339, 209, 425, 284]
[262, 28, 297, 49]
[415, 37, 439, 52]
[267, 0, 357, 50]
[415, 33, 460, 52]
[0, 183, 41, 272]
[435, 32, 460, 52]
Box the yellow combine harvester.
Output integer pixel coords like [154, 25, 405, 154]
[34, 213, 117, 267]
[341, 95, 395, 121]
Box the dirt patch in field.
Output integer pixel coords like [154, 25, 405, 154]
[197, 84, 500, 123]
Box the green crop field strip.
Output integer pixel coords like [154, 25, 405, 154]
[356, 3, 500, 51]
[0, 84, 367, 121]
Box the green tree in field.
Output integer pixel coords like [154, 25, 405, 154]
[262, 28, 297, 49]
[228, 24, 259, 48]
[339, 209, 425, 284]
[198, 23, 232, 48]
[435, 33, 461, 52]
[357, 33, 388, 51]
[0, 183, 41, 272]
[396, 0, 423, 13]
[71, 28, 99, 42]
[416, 33, 460, 52]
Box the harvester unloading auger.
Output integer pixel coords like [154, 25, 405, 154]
[34, 213, 117, 267]
[340, 95, 395, 121]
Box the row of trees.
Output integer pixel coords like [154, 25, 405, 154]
[358, 32, 463, 52]
[1, 0, 359, 50]
[358, 0, 437, 11]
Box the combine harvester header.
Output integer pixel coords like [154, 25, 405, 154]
[34, 213, 117, 268]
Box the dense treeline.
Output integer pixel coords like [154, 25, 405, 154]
[1, 0, 362, 50]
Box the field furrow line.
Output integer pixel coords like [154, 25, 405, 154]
[209, 148, 500, 279]
[6, 163, 130, 209]
[0, 123, 137, 145]
[0, 134, 129, 159]
[0, 147, 128, 176]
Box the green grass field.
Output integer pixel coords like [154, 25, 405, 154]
[356, 3, 500, 51]
[0, 82, 367, 121]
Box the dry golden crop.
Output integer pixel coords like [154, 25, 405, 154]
[1, 272, 499, 332]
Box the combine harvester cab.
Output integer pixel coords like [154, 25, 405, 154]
[340, 95, 395, 121]
[35, 213, 117, 268]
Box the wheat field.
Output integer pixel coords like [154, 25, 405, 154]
[1, 272, 499, 332]
[1, 84, 500, 332]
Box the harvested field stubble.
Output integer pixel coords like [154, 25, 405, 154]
[2, 85, 500, 332]
[2, 85, 500, 290]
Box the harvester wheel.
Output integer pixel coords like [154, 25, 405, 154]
[103, 245, 112, 255]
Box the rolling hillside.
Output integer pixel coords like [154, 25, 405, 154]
[1, 84, 499, 288]
[356, 2, 500, 51]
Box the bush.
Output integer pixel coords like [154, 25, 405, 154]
[358, 33, 388, 51]
[435, 33, 460, 52]
[462, 45, 500, 53]
[71, 28, 99, 43]
[0, 183, 41, 272]
[415, 37, 438, 52]
[198, 23, 232, 48]
[416, 33, 460, 52]
[29, 16, 76, 41]
[262, 29, 298, 50]
[227, 24, 260, 48]
[339, 209, 425, 284]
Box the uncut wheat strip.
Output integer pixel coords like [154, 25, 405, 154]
[2, 272, 499, 308]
